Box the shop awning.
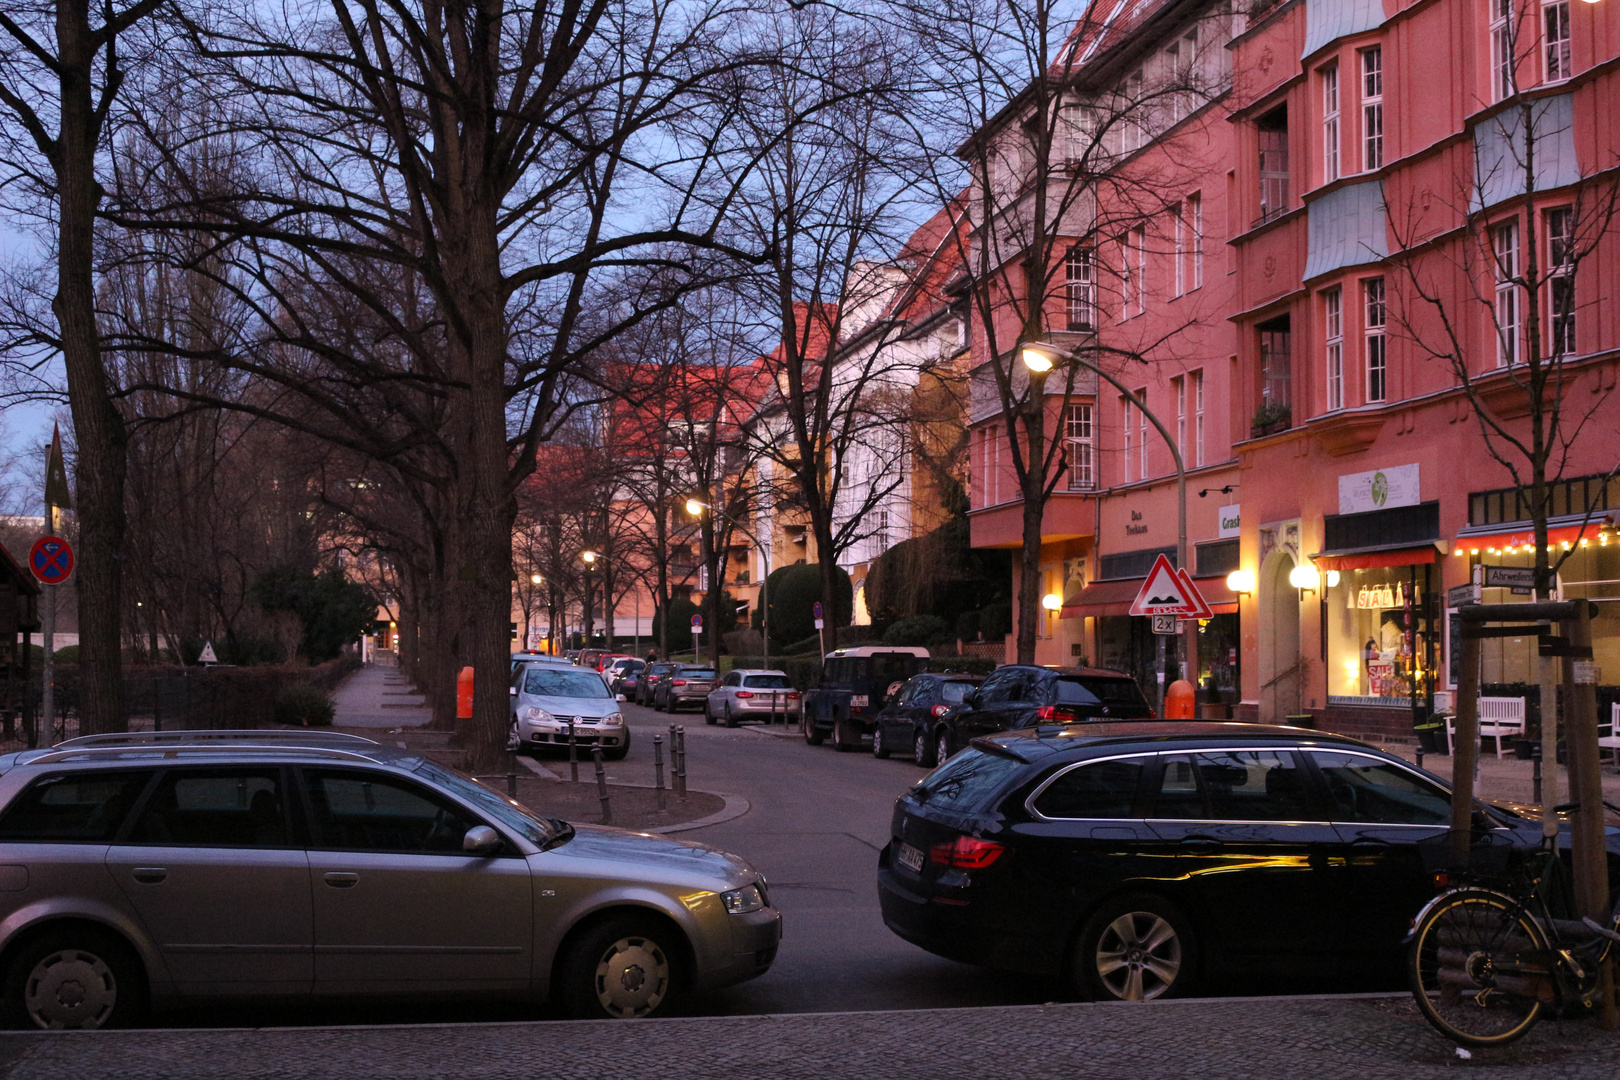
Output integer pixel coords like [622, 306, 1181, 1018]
[1059, 576, 1239, 618]
[1455, 522, 1603, 553]
[1310, 543, 1440, 571]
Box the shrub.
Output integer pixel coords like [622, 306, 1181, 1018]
[274, 682, 335, 727]
[765, 564, 852, 648]
[50, 645, 79, 664]
[883, 615, 951, 647]
[980, 600, 1013, 638]
[954, 609, 980, 641]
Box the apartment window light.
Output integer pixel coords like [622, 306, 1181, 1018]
[1324, 287, 1344, 412]
[1364, 277, 1387, 402]
[1543, 0, 1571, 83]
[1492, 221, 1520, 367]
[1321, 62, 1340, 184]
[1360, 47, 1383, 171]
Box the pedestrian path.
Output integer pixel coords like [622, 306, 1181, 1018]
[329, 654, 432, 729]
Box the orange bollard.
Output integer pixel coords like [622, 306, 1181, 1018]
[456, 666, 475, 720]
[1165, 679, 1196, 720]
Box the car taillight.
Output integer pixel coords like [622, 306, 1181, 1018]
[735, 691, 754, 699]
[672, 679, 687, 686]
[787, 692, 800, 700]
[931, 704, 951, 717]
[928, 835, 1006, 870]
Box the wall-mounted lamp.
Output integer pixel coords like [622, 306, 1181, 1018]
[1226, 569, 1255, 596]
[1289, 563, 1320, 594]
[1197, 485, 1238, 498]
[1324, 569, 1340, 588]
[1042, 593, 1063, 612]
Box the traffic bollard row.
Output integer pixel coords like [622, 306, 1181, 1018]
[653, 735, 667, 811]
[591, 745, 611, 825]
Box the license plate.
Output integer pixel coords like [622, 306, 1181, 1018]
[851, 695, 869, 708]
[896, 842, 925, 874]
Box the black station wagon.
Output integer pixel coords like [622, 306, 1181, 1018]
[877, 722, 1620, 1003]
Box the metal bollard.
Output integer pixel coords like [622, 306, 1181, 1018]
[568, 717, 579, 782]
[653, 735, 667, 811]
[1530, 741, 1542, 806]
[592, 745, 611, 825]
[675, 725, 688, 800]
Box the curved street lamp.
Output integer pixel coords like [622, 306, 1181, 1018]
[686, 498, 772, 669]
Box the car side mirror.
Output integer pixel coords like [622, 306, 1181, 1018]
[616, 693, 627, 702]
[464, 825, 503, 856]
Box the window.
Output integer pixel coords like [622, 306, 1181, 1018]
[1321, 62, 1340, 184]
[1188, 192, 1204, 289]
[1364, 277, 1387, 402]
[1257, 108, 1290, 224]
[1131, 227, 1147, 314]
[1490, 0, 1516, 102]
[1173, 205, 1185, 297]
[1174, 376, 1187, 460]
[305, 769, 481, 854]
[1151, 756, 1204, 817]
[1310, 752, 1451, 825]
[1066, 245, 1096, 331]
[1492, 220, 1520, 367]
[1194, 751, 1312, 821]
[1120, 233, 1134, 315]
[1065, 404, 1095, 490]
[1324, 287, 1344, 412]
[1121, 396, 1134, 482]
[0, 771, 152, 843]
[1259, 316, 1292, 413]
[1033, 758, 1148, 819]
[1192, 370, 1205, 466]
[1360, 47, 1383, 171]
[1543, 0, 1571, 83]
[978, 425, 1000, 505]
[1137, 390, 1149, 476]
[1546, 206, 1575, 356]
[126, 769, 288, 848]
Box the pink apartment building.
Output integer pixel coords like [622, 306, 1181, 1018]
[969, 0, 1620, 738]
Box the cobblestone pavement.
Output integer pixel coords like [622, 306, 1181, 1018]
[2, 995, 1617, 1079]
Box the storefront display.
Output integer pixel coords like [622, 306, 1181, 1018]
[1325, 566, 1434, 702]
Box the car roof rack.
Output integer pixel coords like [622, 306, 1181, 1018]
[57, 730, 378, 748]
[23, 742, 386, 766]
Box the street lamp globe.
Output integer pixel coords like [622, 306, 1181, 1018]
[1289, 563, 1319, 592]
[1020, 345, 1056, 374]
[1041, 593, 1063, 611]
[581, 550, 598, 565]
[685, 498, 707, 518]
[530, 573, 542, 585]
[1226, 569, 1255, 596]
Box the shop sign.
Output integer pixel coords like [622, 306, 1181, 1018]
[1218, 504, 1241, 538]
[1573, 661, 1600, 685]
[1354, 583, 1400, 609]
[1338, 463, 1420, 515]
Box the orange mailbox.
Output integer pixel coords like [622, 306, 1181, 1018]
[456, 666, 475, 720]
[1165, 679, 1195, 720]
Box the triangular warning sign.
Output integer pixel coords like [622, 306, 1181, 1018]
[1129, 555, 1189, 616]
[198, 641, 219, 664]
[1174, 569, 1214, 620]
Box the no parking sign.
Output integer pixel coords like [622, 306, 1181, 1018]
[29, 535, 74, 585]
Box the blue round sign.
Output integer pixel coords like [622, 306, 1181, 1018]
[690, 614, 703, 630]
[29, 535, 74, 585]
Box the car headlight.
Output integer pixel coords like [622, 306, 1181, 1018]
[602, 713, 624, 726]
[721, 884, 765, 914]
[523, 706, 554, 723]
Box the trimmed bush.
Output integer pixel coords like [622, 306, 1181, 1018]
[954, 609, 980, 641]
[274, 682, 335, 727]
[883, 615, 951, 647]
[765, 564, 852, 648]
[980, 600, 1013, 638]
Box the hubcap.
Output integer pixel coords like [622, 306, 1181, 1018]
[1094, 912, 1182, 1001]
[593, 935, 669, 1018]
[915, 733, 927, 763]
[25, 949, 117, 1029]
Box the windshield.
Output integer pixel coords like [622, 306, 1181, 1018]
[940, 681, 979, 703]
[414, 760, 562, 847]
[743, 674, 792, 689]
[910, 748, 1025, 812]
[523, 669, 613, 699]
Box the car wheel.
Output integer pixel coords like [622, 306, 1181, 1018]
[832, 717, 858, 753]
[604, 739, 629, 762]
[3, 928, 145, 1030]
[913, 728, 936, 767]
[871, 725, 890, 759]
[803, 713, 825, 746]
[558, 915, 683, 1020]
[724, 705, 739, 729]
[1072, 894, 1196, 1003]
[936, 729, 952, 766]
[704, 700, 717, 725]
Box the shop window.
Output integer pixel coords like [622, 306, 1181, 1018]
[1325, 568, 1431, 702]
[1196, 539, 1239, 577]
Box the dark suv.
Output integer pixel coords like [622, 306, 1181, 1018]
[802, 647, 930, 753]
[877, 723, 1618, 1002]
[954, 666, 1153, 732]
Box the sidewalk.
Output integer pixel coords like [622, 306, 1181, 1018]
[330, 654, 432, 729]
[0, 993, 1614, 1079]
[1377, 740, 1620, 808]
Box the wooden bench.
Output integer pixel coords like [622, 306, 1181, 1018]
[1601, 703, 1620, 765]
[1445, 696, 1527, 760]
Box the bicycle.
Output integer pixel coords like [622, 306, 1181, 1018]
[1406, 800, 1620, 1048]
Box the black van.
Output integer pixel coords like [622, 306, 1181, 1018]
[802, 647, 930, 752]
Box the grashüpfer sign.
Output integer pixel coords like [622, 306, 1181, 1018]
[28, 536, 73, 586]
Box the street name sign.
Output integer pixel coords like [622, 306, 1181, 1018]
[1482, 565, 1536, 590]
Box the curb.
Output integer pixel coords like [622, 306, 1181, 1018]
[515, 755, 750, 834]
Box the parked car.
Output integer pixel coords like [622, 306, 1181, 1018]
[704, 670, 801, 727]
[0, 730, 781, 1028]
[511, 652, 573, 675]
[594, 653, 634, 675]
[877, 722, 1619, 1002]
[637, 662, 680, 707]
[608, 659, 645, 697]
[802, 646, 930, 752]
[871, 673, 986, 766]
[563, 649, 581, 663]
[511, 664, 630, 759]
[576, 648, 610, 671]
[656, 665, 719, 713]
[948, 666, 1154, 735]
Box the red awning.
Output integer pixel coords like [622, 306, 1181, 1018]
[1311, 545, 1439, 572]
[1192, 576, 1240, 615]
[1456, 523, 1602, 552]
[1058, 576, 1239, 618]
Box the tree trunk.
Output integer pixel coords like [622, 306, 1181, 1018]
[1015, 491, 1044, 664]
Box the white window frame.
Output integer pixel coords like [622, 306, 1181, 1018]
[1066, 244, 1096, 331]
[1492, 220, 1520, 367]
[1193, 370, 1205, 466]
[1137, 389, 1149, 477]
[1174, 376, 1187, 459]
[1490, 0, 1516, 103]
[1120, 233, 1134, 317]
[1122, 396, 1135, 482]
[1321, 62, 1340, 184]
[1542, 0, 1571, 83]
[1364, 277, 1387, 402]
[1132, 226, 1147, 314]
[1189, 192, 1204, 289]
[1546, 206, 1575, 356]
[1360, 47, 1383, 172]
[1324, 286, 1344, 412]
[1065, 404, 1095, 491]
[1173, 204, 1186, 298]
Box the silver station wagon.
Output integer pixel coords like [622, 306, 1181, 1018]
[0, 731, 781, 1028]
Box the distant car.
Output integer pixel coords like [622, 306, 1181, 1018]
[871, 673, 987, 766]
[637, 662, 680, 707]
[511, 652, 573, 675]
[949, 666, 1155, 734]
[802, 646, 931, 752]
[656, 665, 718, 713]
[608, 659, 645, 696]
[576, 648, 609, 671]
[510, 664, 630, 759]
[564, 650, 581, 663]
[0, 730, 780, 1028]
[705, 670, 801, 727]
[594, 653, 634, 675]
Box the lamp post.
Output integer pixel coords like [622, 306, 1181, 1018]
[580, 551, 599, 649]
[1022, 341, 1190, 699]
[686, 498, 771, 670]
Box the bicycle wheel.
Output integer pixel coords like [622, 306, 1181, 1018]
[1408, 889, 1548, 1048]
